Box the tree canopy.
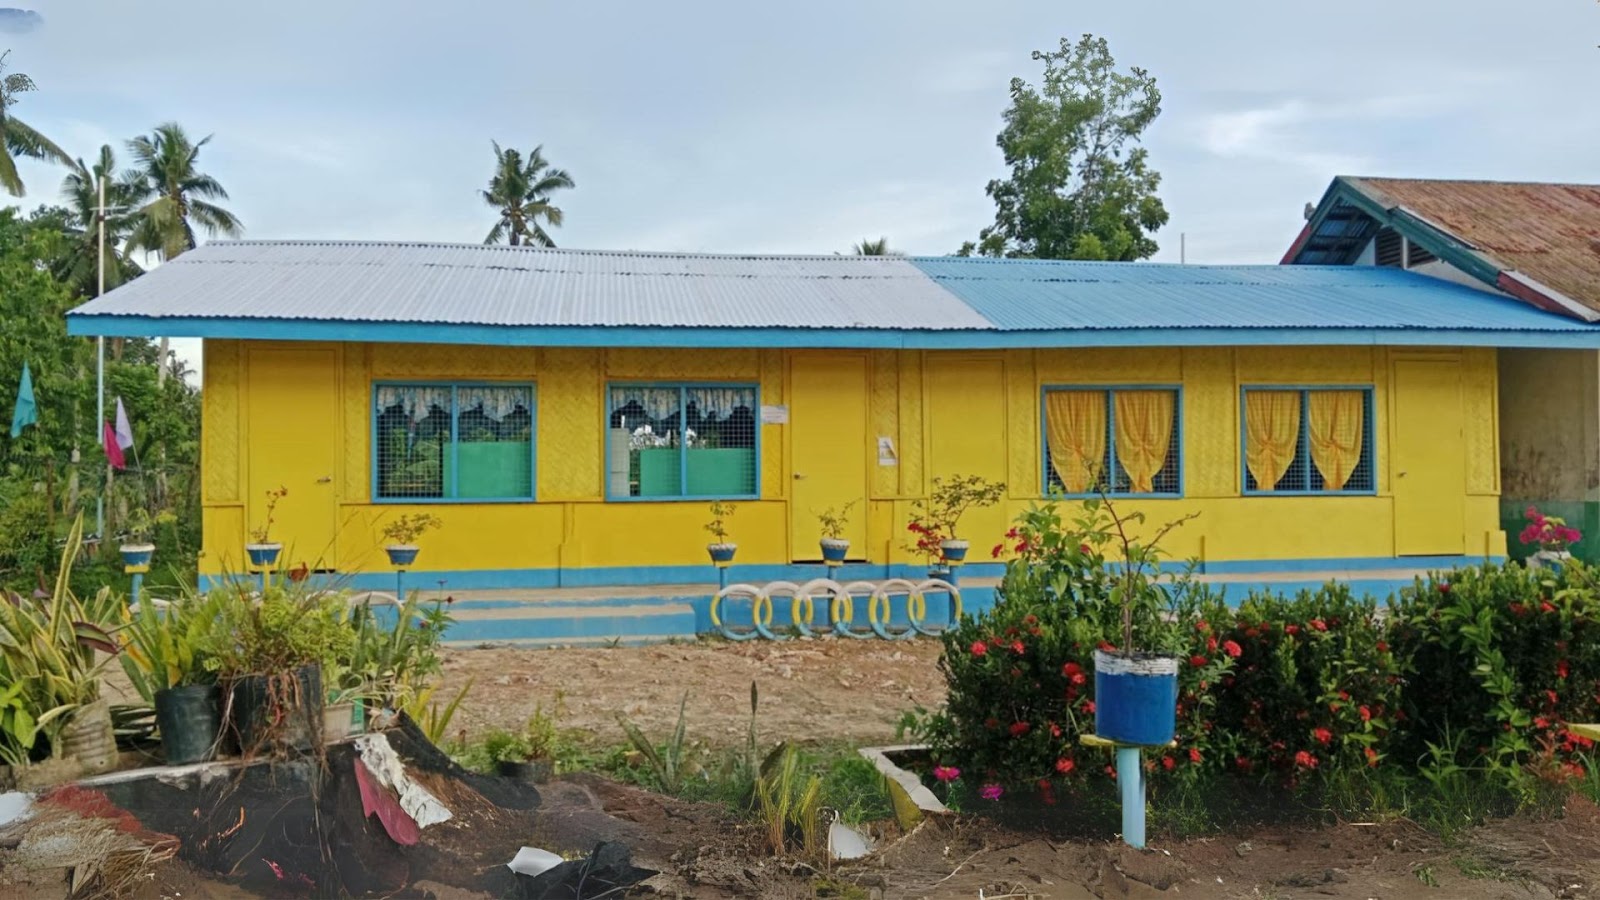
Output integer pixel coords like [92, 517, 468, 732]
[0, 52, 69, 197]
[482, 142, 574, 247]
[962, 34, 1169, 261]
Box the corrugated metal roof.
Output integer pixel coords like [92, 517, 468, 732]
[69, 240, 992, 331]
[907, 257, 1600, 333]
[1346, 177, 1600, 315]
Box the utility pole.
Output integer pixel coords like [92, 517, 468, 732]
[96, 174, 106, 540]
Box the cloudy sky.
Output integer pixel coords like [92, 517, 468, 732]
[7, 0, 1599, 268]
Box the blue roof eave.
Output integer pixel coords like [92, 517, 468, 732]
[64, 314, 1600, 351]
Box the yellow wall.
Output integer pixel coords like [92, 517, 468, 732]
[198, 341, 1505, 577]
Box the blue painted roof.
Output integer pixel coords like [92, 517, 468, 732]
[907, 257, 1599, 334]
[65, 241, 1600, 349]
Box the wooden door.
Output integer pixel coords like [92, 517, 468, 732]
[247, 348, 341, 570]
[1393, 359, 1465, 556]
[789, 355, 870, 561]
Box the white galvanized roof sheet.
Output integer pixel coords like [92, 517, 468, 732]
[70, 240, 992, 331]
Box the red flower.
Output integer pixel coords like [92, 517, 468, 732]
[991, 543, 1005, 558]
[1097, 640, 1116, 653]
[1055, 757, 1075, 774]
[1309, 619, 1327, 632]
[1049, 722, 1062, 738]
[1188, 748, 1202, 764]
[1062, 661, 1082, 677]
[1162, 755, 1175, 770]
[1558, 659, 1571, 680]
[1541, 600, 1557, 614]
[1235, 755, 1253, 772]
[1294, 750, 1319, 769]
[1079, 543, 1092, 555]
[1535, 716, 1550, 729]
[1376, 640, 1388, 653]
[1546, 690, 1559, 706]
[1190, 655, 1208, 668]
[970, 641, 987, 657]
[1438, 581, 1451, 593]
[1081, 700, 1096, 715]
[1285, 624, 1301, 636]
[1206, 636, 1218, 652]
[1024, 614, 1037, 625]
[1313, 727, 1333, 745]
[1364, 747, 1379, 768]
[1011, 640, 1025, 655]
[1359, 705, 1371, 722]
[984, 717, 999, 730]
[1222, 640, 1242, 658]
[1009, 721, 1030, 737]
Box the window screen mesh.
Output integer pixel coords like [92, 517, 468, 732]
[608, 385, 758, 498]
[1242, 389, 1373, 494]
[1043, 389, 1180, 496]
[374, 384, 534, 500]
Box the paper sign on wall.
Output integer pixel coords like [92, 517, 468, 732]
[760, 405, 788, 425]
[877, 436, 898, 466]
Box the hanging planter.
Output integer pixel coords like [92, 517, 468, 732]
[119, 542, 155, 569]
[245, 542, 283, 569]
[816, 502, 859, 566]
[705, 501, 737, 566]
[380, 513, 441, 569]
[938, 539, 970, 564]
[154, 684, 222, 765]
[820, 538, 850, 564]
[707, 542, 738, 565]
[385, 544, 421, 567]
[1092, 650, 1179, 746]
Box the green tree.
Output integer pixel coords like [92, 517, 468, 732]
[52, 145, 149, 297]
[962, 35, 1168, 261]
[0, 51, 70, 197]
[482, 142, 574, 247]
[126, 122, 243, 261]
[851, 237, 893, 256]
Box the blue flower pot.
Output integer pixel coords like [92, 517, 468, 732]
[820, 539, 850, 564]
[939, 540, 970, 564]
[1092, 650, 1179, 746]
[119, 543, 155, 569]
[386, 545, 421, 567]
[707, 542, 738, 565]
[245, 543, 282, 569]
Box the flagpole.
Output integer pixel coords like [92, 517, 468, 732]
[96, 174, 105, 540]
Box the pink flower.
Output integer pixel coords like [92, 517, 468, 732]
[980, 783, 1003, 801]
[933, 766, 961, 783]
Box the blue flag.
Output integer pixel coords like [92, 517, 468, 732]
[9, 361, 36, 438]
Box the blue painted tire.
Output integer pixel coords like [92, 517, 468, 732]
[1093, 650, 1179, 746]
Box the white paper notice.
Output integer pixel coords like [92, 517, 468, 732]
[761, 405, 789, 425]
[877, 436, 898, 466]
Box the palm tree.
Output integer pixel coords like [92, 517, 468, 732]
[0, 52, 70, 196]
[852, 237, 893, 256]
[55, 144, 149, 297]
[482, 142, 574, 247]
[126, 122, 243, 261]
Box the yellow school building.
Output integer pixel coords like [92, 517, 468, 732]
[66, 242, 1600, 628]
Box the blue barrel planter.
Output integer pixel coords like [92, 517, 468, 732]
[1092, 650, 1179, 746]
[820, 538, 850, 564]
[939, 540, 970, 564]
[119, 543, 155, 569]
[385, 544, 421, 567]
[707, 542, 738, 565]
[245, 542, 283, 569]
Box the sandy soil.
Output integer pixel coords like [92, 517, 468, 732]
[437, 638, 950, 750]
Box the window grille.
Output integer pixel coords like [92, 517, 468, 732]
[1043, 388, 1181, 497]
[607, 384, 758, 499]
[1242, 388, 1374, 495]
[374, 384, 535, 501]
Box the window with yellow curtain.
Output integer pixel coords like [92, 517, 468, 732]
[1242, 387, 1374, 494]
[1043, 388, 1180, 496]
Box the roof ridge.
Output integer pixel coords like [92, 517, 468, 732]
[207, 239, 914, 262]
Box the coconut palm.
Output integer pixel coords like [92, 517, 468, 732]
[0, 52, 71, 196]
[126, 122, 243, 261]
[54, 144, 150, 296]
[852, 237, 893, 256]
[482, 142, 574, 247]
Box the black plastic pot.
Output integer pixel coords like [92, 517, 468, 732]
[497, 758, 554, 784]
[229, 664, 324, 753]
[154, 684, 222, 764]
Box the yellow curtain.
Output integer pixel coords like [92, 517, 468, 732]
[1113, 391, 1175, 493]
[1245, 391, 1301, 491]
[1045, 392, 1106, 493]
[1308, 391, 1364, 491]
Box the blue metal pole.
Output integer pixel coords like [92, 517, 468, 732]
[130, 572, 142, 606]
[1117, 745, 1145, 848]
[396, 570, 405, 601]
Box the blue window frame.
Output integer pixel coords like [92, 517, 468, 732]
[1240, 386, 1376, 495]
[606, 383, 760, 500]
[372, 382, 536, 502]
[1040, 386, 1183, 498]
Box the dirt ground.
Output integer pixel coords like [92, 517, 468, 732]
[437, 639, 950, 749]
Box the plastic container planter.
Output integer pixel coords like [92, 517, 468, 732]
[707, 542, 738, 565]
[1092, 650, 1179, 746]
[245, 542, 283, 569]
[154, 684, 222, 765]
[939, 539, 970, 565]
[385, 544, 421, 567]
[230, 664, 324, 753]
[119, 542, 155, 569]
[820, 538, 850, 564]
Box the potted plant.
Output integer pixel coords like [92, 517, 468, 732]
[381, 512, 441, 567]
[908, 475, 1005, 567]
[1086, 496, 1199, 747]
[245, 486, 289, 569]
[486, 705, 558, 784]
[118, 506, 174, 570]
[1520, 506, 1581, 572]
[203, 581, 356, 754]
[119, 591, 228, 764]
[706, 501, 737, 565]
[816, 501, 858, 564]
